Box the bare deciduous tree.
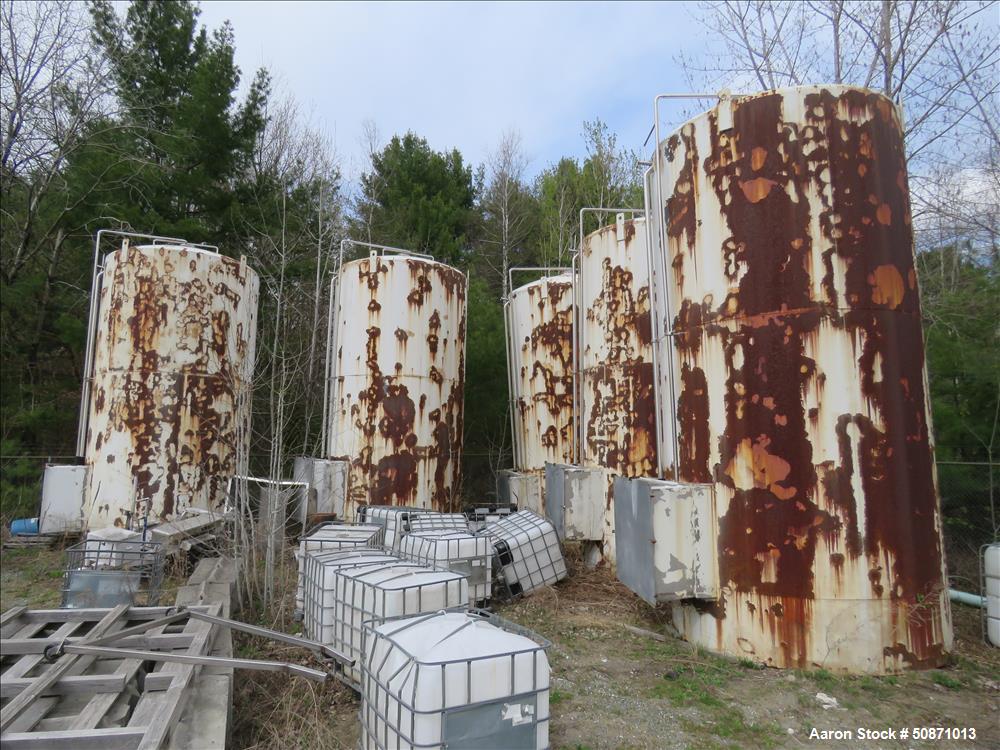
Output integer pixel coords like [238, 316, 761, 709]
[0, 0, 118, 285]
[678, 0, 998, 256]
[235, 88, 343, 605]
[482, 129, 532, 298]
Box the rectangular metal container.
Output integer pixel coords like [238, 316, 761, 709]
[293, 457, 349, 525]
[498, 470, 544, 516]
[544, 463, 605, 541]
[613, 476, 718, 604]
[39, 464, 88, 535]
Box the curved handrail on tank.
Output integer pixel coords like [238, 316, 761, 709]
[76, 229, 212, 457]
[641, 165, 668, 480]
[319, 272, 339, 458]
[337, 238, 435, 268]
[573, 208, 644, 467]
[503, 266, 572, 472]
[647, 92, 732, 479]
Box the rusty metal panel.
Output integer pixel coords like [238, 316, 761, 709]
[506, 274, 575, 471]
[579, 216, 659, 480]
[649, 85, 951, 672]
[327, 254, 466, 517]
[84, 244, 259, 529]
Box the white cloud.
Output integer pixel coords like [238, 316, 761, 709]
[196, 0, 705, 181]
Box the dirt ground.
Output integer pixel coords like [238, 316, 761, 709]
[2, 545, 997, 749]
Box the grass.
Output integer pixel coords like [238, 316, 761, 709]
[550, 688, 573, 705]
[931, 671, 963, 690]
[0, 546, 66, 610]
[648, 662, 728, 707]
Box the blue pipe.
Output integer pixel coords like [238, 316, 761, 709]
[949, 588, 985, 608]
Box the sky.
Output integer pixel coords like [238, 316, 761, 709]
[195, 1, 712, 183]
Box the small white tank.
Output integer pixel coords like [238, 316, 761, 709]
[360, 611, 550, 750]
[398, 530, 492, 605]
[987, 543, 1000, 647]
[295, 524, 384, 613]
[357, 506, 431, 551]
[302, 549, 399, 642]
[332, 562, 469, 686]
[482, 510, 567, 597]
[407, 513, 471, 534]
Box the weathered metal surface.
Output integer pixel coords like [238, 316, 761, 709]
[614, 476, 718, 604]
[497, 470, 545, 516]
[506, 274, 575, 472]
[579, 217, 659, 479]
[648, 85, 952, 672]
[292, 457, 349, 524]
[40, 465, 87, 534]
[544, 463, 604, 541]
[327, 254, 466, 516]
[83, 244, 259, 529]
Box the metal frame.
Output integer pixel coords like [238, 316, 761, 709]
[406, 513, 470, 534]
[359, 609, 551, 750]
[62, 540, 165, 608]
[301, 548, 400, 640]
[503, 266, 572, 472]
[573, 208, 645, 465]
[463, 502, 517, 533]
[313, 561, 470, 688]
[295, 523, 386, 612]
[76, 230, 219, 458]
[397, 530, 493, 605]
[355, 504, 434, 550]
[481, 510, 567, 598]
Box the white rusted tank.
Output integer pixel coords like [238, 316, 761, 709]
[569, 215, 662, 556]
[83, 242, 258, 529]
[505, 273, 575, 472]
[579, 215, 659, 478]
[503, 271, 574, 515]
[644, 85, 952, 672]
[326, 248, 466, 518]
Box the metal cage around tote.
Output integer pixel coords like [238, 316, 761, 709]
[61, 539, 165, 608]
[360, 609, 552, 750]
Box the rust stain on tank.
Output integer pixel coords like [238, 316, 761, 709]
[581, 219, 658, 479]
[659, 86, 950, 671]
[329, 254, 466, 513]
[84, 244, 259, 528]
[508, 274, 575, 471]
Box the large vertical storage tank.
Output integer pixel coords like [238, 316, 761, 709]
[647, 85, 952, 671]
[327, 250, 466, 517]
[83, 243, 259, 528]
[506, 273, 575, 474]
[579, 215, 659, 479]
[563, 215, 661, 554]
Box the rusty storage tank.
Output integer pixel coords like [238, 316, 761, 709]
[82, 240, 259, 529]
[325, 244, 466, 518]
[569, 214, 662, 556]
[646, 84, 952, 672]
[503, 270, 575, 513]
